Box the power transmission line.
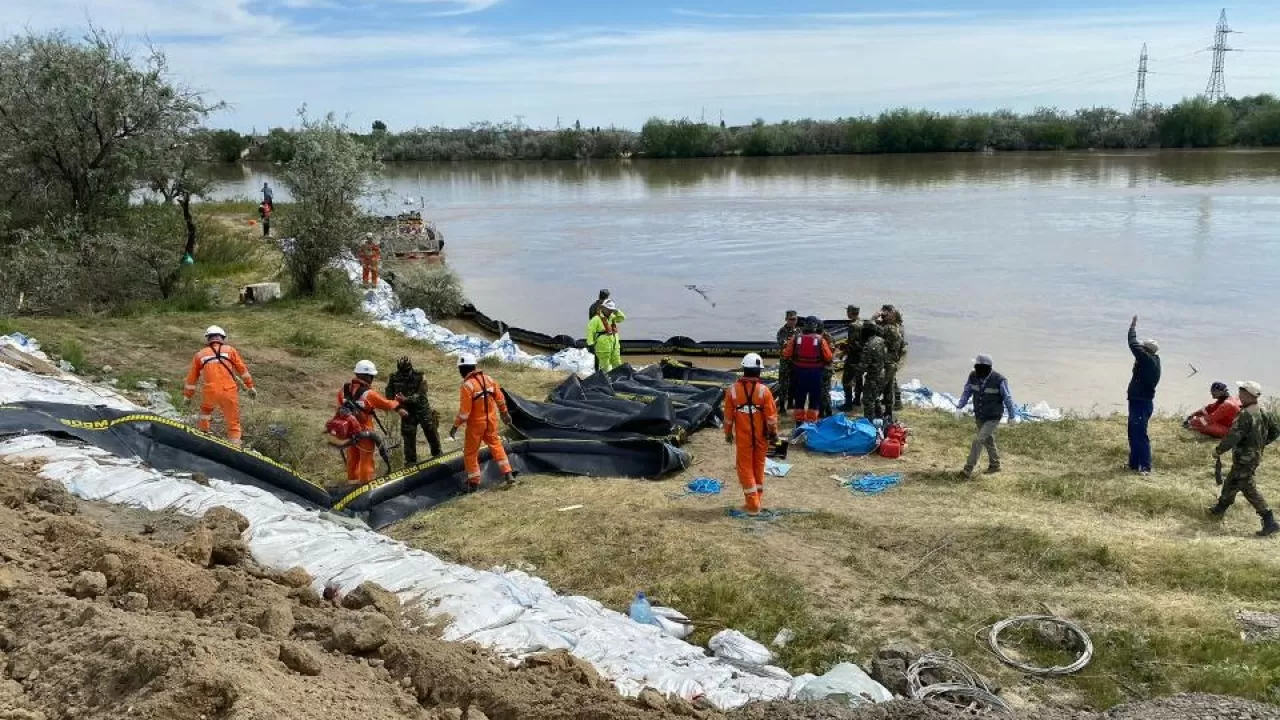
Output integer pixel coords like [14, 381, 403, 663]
[1204, 8, 1238, 102]
[1131, 43, 1149, 114]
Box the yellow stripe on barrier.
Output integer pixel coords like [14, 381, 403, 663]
[55, 414, 328, 492]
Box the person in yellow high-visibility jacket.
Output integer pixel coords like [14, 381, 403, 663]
[586, 299, 626, 373]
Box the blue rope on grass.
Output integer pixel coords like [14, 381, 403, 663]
[844, 472, 903, 495]
[687, 477, 723, 495]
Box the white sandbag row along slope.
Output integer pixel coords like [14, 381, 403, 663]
[344, 259, 595, 376]
[0, 353, 812, 709]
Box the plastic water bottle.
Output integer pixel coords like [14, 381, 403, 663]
[629, 591, 657, 626]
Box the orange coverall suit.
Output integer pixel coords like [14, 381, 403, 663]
[337, 379, 402, 483]
[184, 343, 254, 444]
[782, 333, 833, 424]
[453, 370, 512, 488]
[360, 242, 381, 286]
[724, 377, 779, 514]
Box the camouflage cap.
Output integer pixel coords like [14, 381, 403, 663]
[847, 304, 859, 313]
[785, 310, 798, 319]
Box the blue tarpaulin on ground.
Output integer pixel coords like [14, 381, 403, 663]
[799, 415, 880, 455]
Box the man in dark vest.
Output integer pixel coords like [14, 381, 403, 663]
[385, 356, 442, 465]
[955, 354, 1017, 479]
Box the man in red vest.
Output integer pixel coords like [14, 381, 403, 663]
[782, 316, 833, 424]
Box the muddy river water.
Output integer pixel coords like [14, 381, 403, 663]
[211, 151, 1280, 414]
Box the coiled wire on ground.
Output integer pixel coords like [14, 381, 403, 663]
[983, 615, 1093, 676]
[907, 651, 1012, 716]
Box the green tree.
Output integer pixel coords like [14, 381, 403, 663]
[206, 129, 250, 162]
[145, 133, 215, 264]
[262, 127, 297, 163]
[0, 28, 217, 224]
[372, 119, 388, 132]
[280, 111, 380, 295]
[1159, 97, 1233, 148]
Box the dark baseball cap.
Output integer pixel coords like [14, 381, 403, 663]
[785, 310, 798, 318]
[1211, 381, 1228, 393]
[847, 304, 859, 313]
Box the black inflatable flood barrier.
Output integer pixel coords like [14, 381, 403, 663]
[332, 437, 689, 529]
[460, 305, 851, 359]
[0, 402, 332, 509]
[502, 364, 726, 444]
[0, 402, 690, 530]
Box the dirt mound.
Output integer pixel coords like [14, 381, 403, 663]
[0, 464, 695, 720]
[1103, 693, 1280, 720]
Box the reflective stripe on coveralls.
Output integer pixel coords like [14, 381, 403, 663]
[337, 379, 401, 484]
[724, 378, 778, 514]
[184, 342, 254, 443]
[453, 371, 512, 486]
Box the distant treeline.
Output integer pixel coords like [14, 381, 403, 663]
[215, 94, 1280, 163]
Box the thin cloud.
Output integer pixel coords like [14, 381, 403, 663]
[671, 8, 976, 21]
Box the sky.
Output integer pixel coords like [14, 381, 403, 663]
[3, 0, 1279, 132]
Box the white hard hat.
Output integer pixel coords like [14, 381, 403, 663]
[1238, 380, 1263, 397]
[602, 299, 617, 311]
[205, 325, 226, 338]
[741, 352, 764, 370]
[353, 360, 377, 376]
[457, 354, 478, 367]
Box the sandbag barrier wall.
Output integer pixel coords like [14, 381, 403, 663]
[459, 305, 850, 359]
[0, 402, 690, 530]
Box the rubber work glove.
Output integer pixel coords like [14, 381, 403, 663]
[247, 387, 258, 400]
[449, 426, 458, 441]
[724, 433, 734, 445]
[183, 396, 193, 407]
[500, 411, 513, 426]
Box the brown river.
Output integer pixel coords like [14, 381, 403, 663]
[210, 151, 1280, 414]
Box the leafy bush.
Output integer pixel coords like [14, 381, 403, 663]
[392, 264, 466, 319]
[45, 338, 86, 372]
[315, 269, 361, 315]
[279, 112, 379, 295]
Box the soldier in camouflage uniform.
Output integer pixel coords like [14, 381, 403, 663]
[1209, 381, 1280, 537]
[886, 306, 908, 410]
[775, 310, 800, 411]
[818, 321, 838, 418]
[385, 356, 443, 466]
[840, 305, 866, 412]
[860, 323, 888, 421]
[877, 309, 906, 417]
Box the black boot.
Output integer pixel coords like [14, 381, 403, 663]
[840, 388, 853, 413]
[1258, 510, 1279, 537]
[1206, 500, 1231, 518]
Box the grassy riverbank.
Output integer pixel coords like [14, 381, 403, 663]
[8, 202, 1280, 715]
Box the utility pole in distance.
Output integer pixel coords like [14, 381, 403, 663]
[1131, 43, 1149, 114]
[1204, 9, 1237, 102]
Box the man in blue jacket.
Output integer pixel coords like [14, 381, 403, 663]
[1127, 315, 1161, 474]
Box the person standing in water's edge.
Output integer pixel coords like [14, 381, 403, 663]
[1127, 315, 1161, 474]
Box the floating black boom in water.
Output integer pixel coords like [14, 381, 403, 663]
[459, 304, 849, 358]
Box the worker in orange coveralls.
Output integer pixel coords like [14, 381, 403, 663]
[724, 353, 779, 515]
[782, 316, 833, 424]
[359, 233, 381, 287]
[184, 325, 256, 446]
[449, 355, 517, 492]
[338, 360, 407, 483]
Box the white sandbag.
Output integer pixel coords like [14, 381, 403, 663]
[0, 355, 797, 710]
[651, 606, 694, 639]
[0, 364, 134, 410]
[466, 620, 576, 656]
[709, 629, 773, 667]
[787, 673, 818, 699]
[795, 662, 892, 705]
